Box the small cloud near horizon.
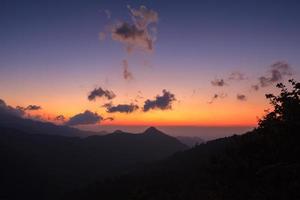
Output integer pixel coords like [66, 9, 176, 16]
[103, 102, 139, 113]
[208, 93, 227, 104]
[65, 110, 103, 126]
[211, 78, 226, 87]
[237, 94, 247, 101]
[228, 72, 247, 81]
[25, 105, 42, 111]
[143, 90, 176, 112]
[55, 115, 65, 121]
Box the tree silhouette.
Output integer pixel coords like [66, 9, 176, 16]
[259, 79, 300, 130]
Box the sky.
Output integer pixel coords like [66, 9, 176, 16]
[1, 0, 300, 137]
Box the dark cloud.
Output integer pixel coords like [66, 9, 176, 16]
[143, 90, 176, 112]
[0, 99, 25, 117]
[104, 117, 114, 121]
[258, 61, 292, 88]
[88, 87, 116, 101]
[228, 72, 246, 81]
[55, 115, 65, 121]
[65, 110, 103, 126]
[25, 105, 42, 111]
[103, 102, 139, 113]
[211, 78, 226, 87]
[110, 5, 158, 52]
[122, 59, 134, 80]
[15, 104, 42, 112]
[237, 94, 247, 101]
[208, 93, 227, 104]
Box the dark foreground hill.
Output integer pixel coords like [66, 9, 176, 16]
[68, 124, 300, 200]
[65, 80, 300, 200]
[0, 125, 187, 200]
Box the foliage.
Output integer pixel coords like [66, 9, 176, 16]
[258, 79, 300, 130]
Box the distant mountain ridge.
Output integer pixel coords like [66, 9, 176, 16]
[67, 124, 300, 200]
[0, 113, 187, 200]
[176, 136, 205, 147]
[0, 111, 102, 137]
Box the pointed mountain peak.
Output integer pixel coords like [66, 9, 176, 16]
[144, 127, 164, 135]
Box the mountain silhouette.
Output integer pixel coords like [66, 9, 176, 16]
[0, 111, 97, 137]
[1, 80, 300, 200]
[0, 117, 187, 200]
[66, 124, 300, 200]
[176, 136, 205, 147]
[65, 80, 300, 200]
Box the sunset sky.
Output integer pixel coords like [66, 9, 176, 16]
[1, 0, 300, 137]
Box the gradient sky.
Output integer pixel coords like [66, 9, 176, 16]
[1, 0, 300, 135]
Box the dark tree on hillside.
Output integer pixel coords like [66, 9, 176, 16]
[259, 79, 300, 130]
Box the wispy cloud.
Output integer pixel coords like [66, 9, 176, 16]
[251, 85, 259, 91]
[122, 59, 134, 80]
[208, 93, 227, 104]
[104, 9, 111, 19]
[228, 72, 246, 81]
[256, 61, 292, 90]
[211, 78, 226, 87]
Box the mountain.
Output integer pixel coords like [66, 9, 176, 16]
[0, 124, 187, 200]
[176, 136, 205, 147]
[67, 124, 300, 200]
[64, 79, 300, 200]
[0, 111, 97, 137]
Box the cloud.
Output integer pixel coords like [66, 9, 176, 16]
[65, 110, 103, 126]
[25, 105, 42, 111]
[211, 78, 226, 87]
[258, 61, 292, 88]
[55, 115, 65, 121]
[110, 5, 158, 52]
[128, 5, 158, 28]
[208, 93, 227, 104]
[103, 102, 139, 113]
[251, 85, 259, 91]
[0, 99, 25, 117]
[15, 104, 42, 112]
[228, 72, 246, 81]
[122, 59, 134, 80]
[237, 94, 247, 101]
[143, 90, 176, 112]
[104, 117, 114, 121]
[104, 9, 111, 19]
[88, 87, 116, 101]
